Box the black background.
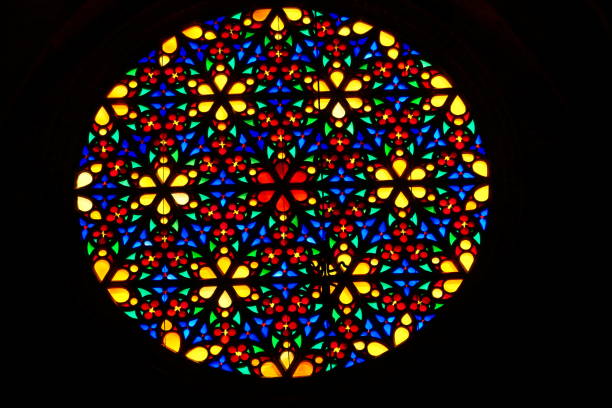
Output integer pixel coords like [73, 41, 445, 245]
[5, 0, 607, 404]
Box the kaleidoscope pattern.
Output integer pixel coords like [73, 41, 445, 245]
[75, 6, 490, 378]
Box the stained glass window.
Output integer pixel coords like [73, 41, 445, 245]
[74, 6, 490, 378]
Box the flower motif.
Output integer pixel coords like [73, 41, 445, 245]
[136, 165, 191, 215]
[196, 70, 249, 121]
[338, 319, 359, 339]
[382, 293, 407, 313]
[274, 314, 298, 336]
[228, 344, 249, 363]
[374, 157, 427, 209]
[141, 300, 163, 320]
[198, 254, 253, 309]
[167, 299, 189, 318]
[253, 162, 311, 212]
[409, 295, 431, 312]
[213, 322, 237, 344]
[310, 70, 364, 120]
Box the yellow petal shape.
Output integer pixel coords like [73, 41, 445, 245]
[185, 346, 208, 362]
[313, 80, 329, 92]
[401, 312, 412, 326]
[280, 351, 294, 371]
[107, 84, 128, 98]
[199, 266, 216, 280]
[77, 196, 93, 212]
[409, 167, 426, 181]
[394, 191, 410, 208]
[392, 158, 407, 177]
[204, 31, 217, 40]
[233, 265, 250, 279]
[218, 290, 233, 308]
[344, 78, 362, 92]
[253, 8, 271, 21]
[228, 81, 246, 95]
[215, 105, 229, 121]
[198, 286, 216, 299]
[376, 186, 393, 200]
[197, 84, 214, 95]
[375, 168, 393, 181]
[460, 252, 474, 272]
[213, 74, 228, 91]
[379, 30, 395, 47]
[139, 193, 156, 206]
[314, 97, 330, 110]
[182, 25, 203, 39]
[410, 186, 426, 199]
[283, 7, 302, 21]
[94, 259, 110, 282]
[339, 287, 354, 304]
[431, 75, 452, 89]
[229, 100, 247, 113]
[354, 281, 371, 294]
[139, 175, 156, 188]
[353, 21, 373, 34]
[171, 192, 189, 206]
[444, 279, 463, 293]
[473, 160, 489, 177]
[293, 361, 314, 377]
[94, 106, 110, 126]
[394, 327, 410, 346]
[261, 361, 282, 378]
[217, 256, 231, 275]
[450, 95, 467, 115]
[271, 15, 285, 31]
[156, 166, 171, 184]
[352, 262, 371, 275]
[431, 94, 448, 107]
[198, 101, 214, 113]
[156, 198, 172, 215]
[162, 332, 181, 353]
[170, 174, 189, 187]
[367, 341, 388, 357]
[330, 70, 344, 88]
[75, 171, 93, 189]
[441, 260, 459, 273]
[111, 268, 129, 282]
[337, 253, 352, 270]
[346, 97, 363, 109]
[111, 104, 129, 116]
[162, 36, 178, 54]
[331, 102, 346, 119]
[474, 185, 489, 202]
[338, 26, 351, 36]
[233, 285, 251, 298]
[108, 287, 130, 303]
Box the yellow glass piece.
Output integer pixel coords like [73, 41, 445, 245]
[280, 351, 294, 371]
[392, 158, 407, 176]
[156, 198, 172, 215]
[171, 192, 189, 206]
[474, 185, 489, 202]
[462, 152, 475, 162]
[228, 81, 246, 95]
[387, 48, 399, 60]
[253, 8, 272, 21]
[77, 196, 93, 212]
[431, 75, 452, 89]
[337, 253, 352, 269]
[394, 191, 409, 208]
[473, 160, 488, 177]
[198, 101, 213, 113]
[460, 239, 472, 250]
[346, 97, 363, 109]
[352, 262, 370, 275]
[354, 281, 371, 294]
[93, 259, 110, 282]
[111, 104, 129, 116]
[215, 105, 229, 121]
[158, 55, 170, 67]
[330, 70, 344, 88]
[367, 341, 388, 357]
[197, 84, 214, 96]
[379, 30, 395, 47]
[409, 167, 426, 180]
[185, 346, 208, 362]
[107, 84, 128, 98]
[271, 15, 285, 31]
[450, 95, 467, 115]
[261, 361, 282, 378]
[229, 100, 247, 112]
[161, 319, 173, 331]
[214, 74, 228, 91]
[204, 30, 217, 40]
[182, 25, 203, 39]
[409, 186, 427, 199]
[139, 193, 156, 206]
[339, 287, 354, 304]
[353, 21, 373, 34]
[94, 106, 110, 126]
[108, 287, 130, 303]
[199, 266, 216, 280]
[401, 312, 412, 326]
[111, 268, 129, 282]
[170, 174, 189, 187]
[331, 102, 346, 119]
[376, 186, 393, 200]
[90, 163, 103, 173]
[233, 265, 250, 279]
[460, 252, 474, 272]
[162, 332, 181, 353]
[393, 327, 410, 345]
[431, 94, 448, 107]
[444, 279, 463, 293]
[90, 210, 101, 220]
[210, 345, 223, 355]
[441, 260, 458, 273]
[313, 79, 330, 93]
[338, 26, 351, 36]
[293, 361, 314, 377]
[432, 288, 443, 298]
[217, 256, 231, 275]
[375, 168, 393, 181]
[283, 7, 302, 21]
[199, 286, 216, 299]
[314, 97, 330, 110]
[218, 290, 233, 308]
[162, 36, 178, 54]
[465, 200, 477, 211]
[233, 285, 251, 298]
[76, 171, 93, 189]
[139, 175, 156, 188]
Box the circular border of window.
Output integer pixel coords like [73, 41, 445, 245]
[74, 6, 490, 378]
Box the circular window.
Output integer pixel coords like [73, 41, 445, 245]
[75, 6, 490, 378]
